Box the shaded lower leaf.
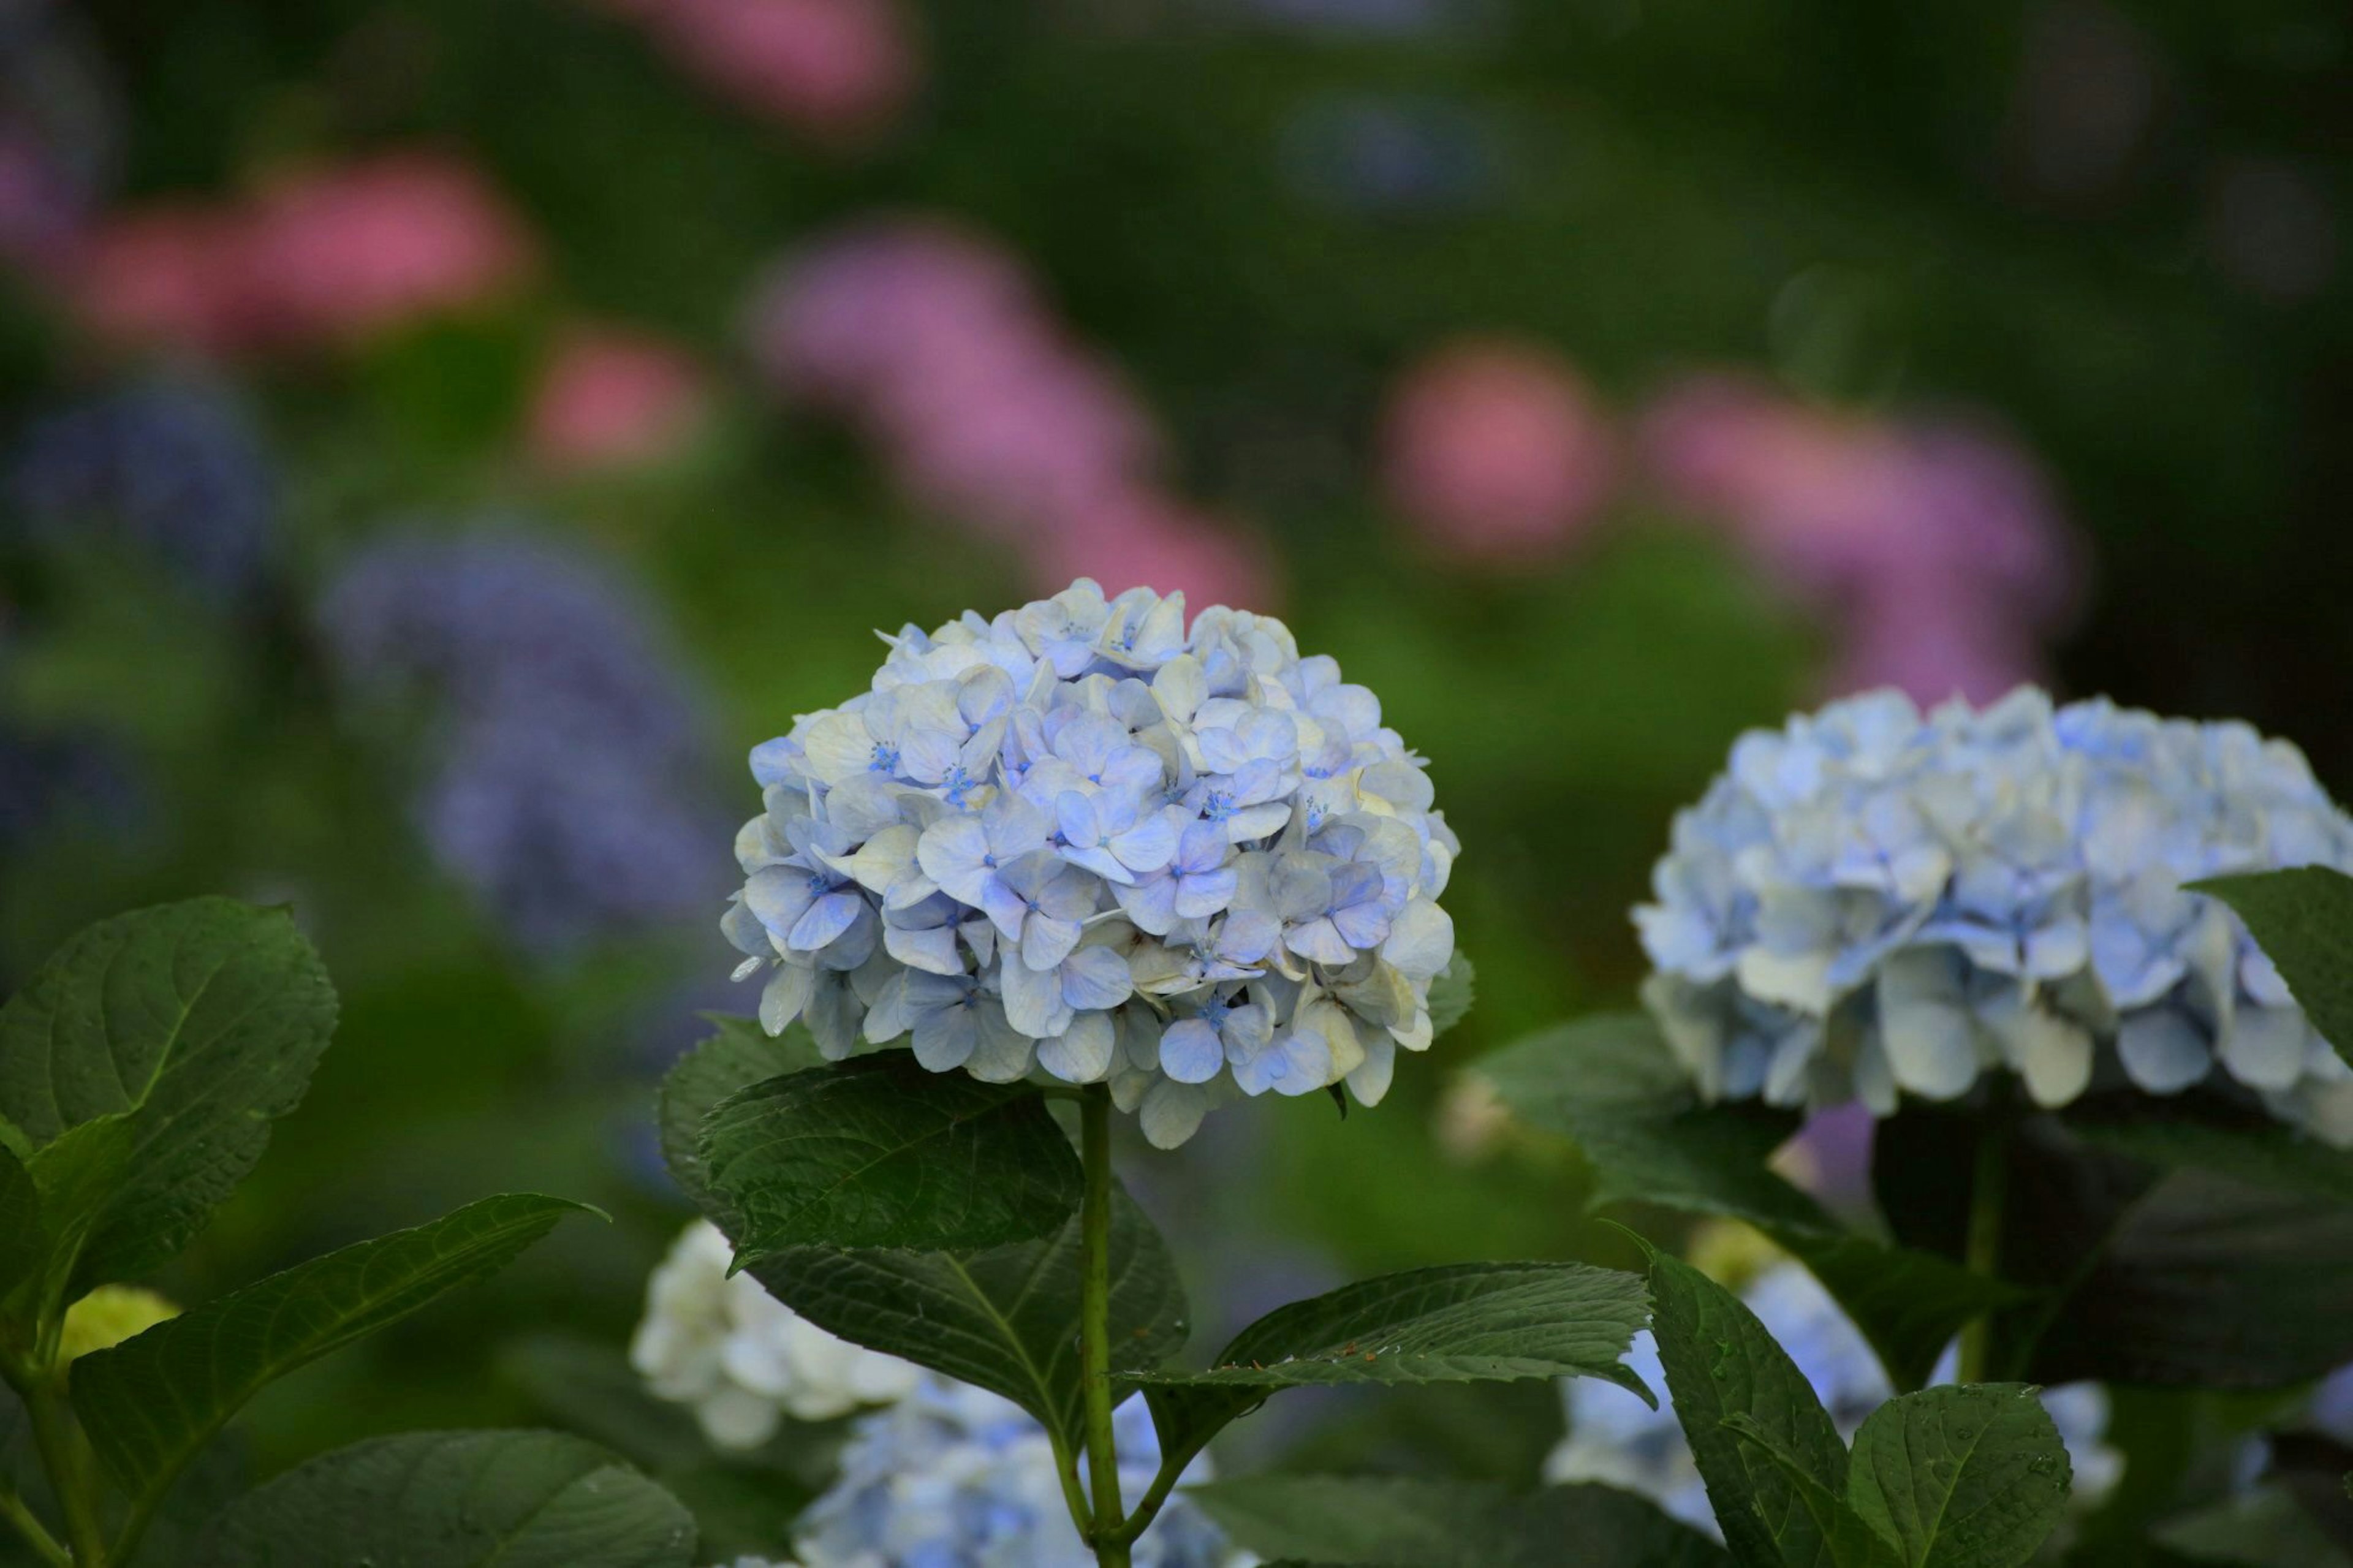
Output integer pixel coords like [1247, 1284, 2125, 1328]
[0, 1146, 40, 1306]
[1871, 1104, 2353, 1390]
[1186, 1474, 1730, 1568]
[1644, 1245, 1850, 1568]
[700, 1052, 1083, 1254]
[1478, 1015, 2007, 1391]
[748, 1184, 1187, 1457]
[187, 1429, 696, 1568]
[2025, 1168, 2353, 1388]
[74, 1194, 594, 1510]
[1845, 1385, 2071, 1568]
[1130, 1261, 1652, 1477]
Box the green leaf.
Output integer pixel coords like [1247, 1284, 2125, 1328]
[2029, 1166, 2353, 1388]
[1879, 1104, 2353, 1389]
[1428, 955, 1476, 1040]
[1478, 1015, 2012, 1390]
[73, 1194, 594, 1510]
[699, 1052, 1083, 1255]
[187, 1429, 696, 1568]
[1844, 1385, 2071, 1568]
[1643, 1244, 1850, 1568]
[2192, 868, 2353, 1068]
[0, 1145, 43, 1306]
[6, 1115, 138, 1343]
[1129, 1261, 1652, 1477]
[746, 1187, 1188, 1456]
[1721, 1414, 1905, 1568]
[656, 1015, 822, 1225]
[0, 898, 338, 1291]
[1186, 1474, 1731, 1567]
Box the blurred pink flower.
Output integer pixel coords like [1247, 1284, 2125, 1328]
[1380, 337, 1619, 564]
[73, 207, 260, 354]
[71, 152, 536, 355]
[751, 216, 1278, 605]
[1640, 372, 2082, 703]
[1029, 490, 1277, 612]
[527, 327, 710, 471]
[589, 0, 918, 143]
[241, 155, 536, 343]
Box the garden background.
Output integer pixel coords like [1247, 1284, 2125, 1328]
[1, 0, 2349, 1520]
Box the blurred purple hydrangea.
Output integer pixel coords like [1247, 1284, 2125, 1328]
[319, 532, 726, 953]
[6, 379, 276, 602]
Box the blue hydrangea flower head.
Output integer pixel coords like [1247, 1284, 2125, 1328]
[1639, 688, 2353, 1138]
[729, 580, 1460, 1146]
[6, 379, 275, 602]
[319, 531, 724, 952]
[792, 1374, 1237, 1567]
[1547, 1256, 2122, 1539]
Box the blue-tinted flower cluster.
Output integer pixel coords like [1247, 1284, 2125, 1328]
[6, 380, 276, 602]
[320, 533, 724, 952]
[727, 579, 1459, 1147]
[1639, 689, 2353, 1137]
[1547, 1257, 2121, 1538]
[791, 1374, 1235, 1568]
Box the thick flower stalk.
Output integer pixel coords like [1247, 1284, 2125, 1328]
[1640, 687, 2353, 1138]
[1547, 1255, 2121, 1540]
[724, 579, 1458, 1146]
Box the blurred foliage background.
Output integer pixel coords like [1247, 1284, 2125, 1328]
[0, 0, 2347, 1527]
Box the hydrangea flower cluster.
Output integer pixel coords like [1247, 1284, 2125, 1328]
[1547, 1256, 2121, 1539]
[1640, 688, 2353, 1137]
[790, 1376, 1235, 1567]
[724, 579, 1458, 1148]
[631, 1221, 919, 1450]
[320, 532, 725, 952]
[7, 377, 278, 604]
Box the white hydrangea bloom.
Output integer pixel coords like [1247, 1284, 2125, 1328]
[724, 580, 1460, 1147]
[631, 1220, 920, 1450]
[1640, 688, 2353, 1138]
[1546, 1260, 2123, 1538]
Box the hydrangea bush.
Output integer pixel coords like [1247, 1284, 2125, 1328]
[19, 622, 2353, 1566]
[1639, 687, 2353, 1134]
[724, 578, 1460, 1146]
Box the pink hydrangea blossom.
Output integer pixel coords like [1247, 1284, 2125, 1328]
[749, 216, 1278, 606]
[1379, 337, 1620, 564]
[1640, 373, 2082, 703]
[241, 154, 536, 342]
[586, 0, 918, 143]
[71, 152, 536, 355]
[526, 327, 710, 471]
[73, 207, 260, 354]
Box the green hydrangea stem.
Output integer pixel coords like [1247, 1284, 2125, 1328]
[24, 1382, 105, 1567]
[1956, 1116, 2010, 1385]
[0, 1476, 69, 1568]
[1078, 1084, 1133, 1568]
